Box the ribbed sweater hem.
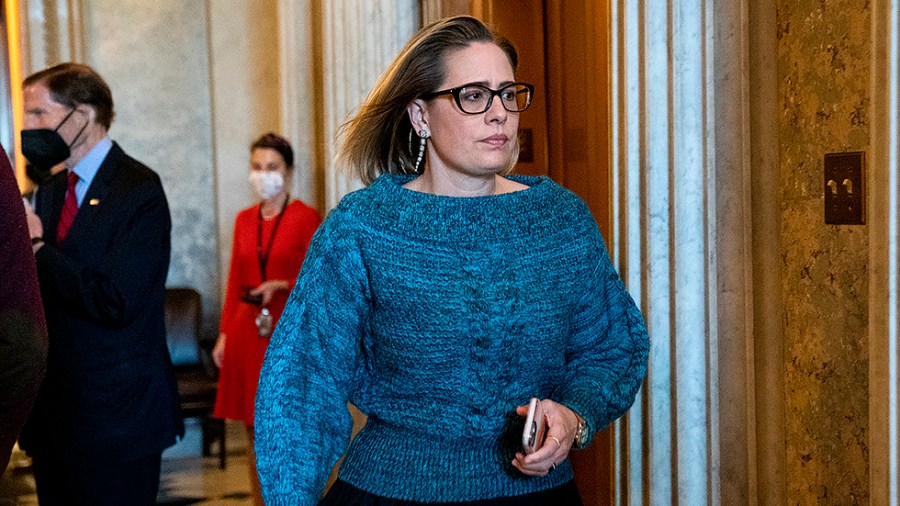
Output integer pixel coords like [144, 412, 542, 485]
[337, 420, 573, 502]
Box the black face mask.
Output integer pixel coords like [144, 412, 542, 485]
[21, 107, 86, 173]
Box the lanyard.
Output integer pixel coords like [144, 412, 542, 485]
[257, 196, 289, 281]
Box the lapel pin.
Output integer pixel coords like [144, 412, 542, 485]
[89, 199, 100, 206]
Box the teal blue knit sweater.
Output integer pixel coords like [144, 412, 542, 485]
[255, 174, 649, 504]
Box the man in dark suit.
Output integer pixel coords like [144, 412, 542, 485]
[20, 63, 183, 505]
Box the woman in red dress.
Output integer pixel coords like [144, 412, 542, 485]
[212, 132, 321, 504]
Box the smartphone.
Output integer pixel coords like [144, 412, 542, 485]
[522, 397, 547, 454]
[241, 287, 264, 306]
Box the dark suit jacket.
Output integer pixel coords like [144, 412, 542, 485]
[20, 142, 184, 465]
[0, 146, 47, 474]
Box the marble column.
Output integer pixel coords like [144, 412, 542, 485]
[611, 1, 713, 502]
[9, 0, 85, 178]
[277, 0, 317, 208]
[869, 0, 900, 503]
[319, 0, 418, 209]
[747, 0, 785, 502]
[20, 0, 85, 73]
[609, 0, 776, 503]
[2, 0, 23, 169]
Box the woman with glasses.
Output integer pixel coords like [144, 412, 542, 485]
[255, 15, 649, 505]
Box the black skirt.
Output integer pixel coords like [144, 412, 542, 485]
[318, 479, 584, 506]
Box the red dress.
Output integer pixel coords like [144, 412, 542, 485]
[213, 199, 321, 425]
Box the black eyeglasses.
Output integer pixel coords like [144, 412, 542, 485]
[421, 82, 534, 114]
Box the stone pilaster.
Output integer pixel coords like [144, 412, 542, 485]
[609, 0, 776, 503]
[319, 0, 418, 209]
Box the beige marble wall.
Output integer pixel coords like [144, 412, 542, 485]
[83, 0, 221, 333]
[777, 0, 871, 502]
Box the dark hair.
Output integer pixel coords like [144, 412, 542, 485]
[24, 63, 115, 129]
[337, 16, 519, 184]
[251, 132, 294, 169]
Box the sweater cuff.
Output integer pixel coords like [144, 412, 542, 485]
[554, 391, 597, 449]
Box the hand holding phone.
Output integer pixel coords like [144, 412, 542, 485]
[522, 397, 547, 454]
[241, 287, 264, 306]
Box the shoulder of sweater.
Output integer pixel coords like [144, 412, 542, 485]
[532, 178, 597, 226]
[319, 184, 383, 224]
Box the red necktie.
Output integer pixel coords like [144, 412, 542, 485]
[57, 171, 79, 243]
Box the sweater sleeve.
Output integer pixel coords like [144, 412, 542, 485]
[254, 211, 370, 505]
[553, 225, 650, 448]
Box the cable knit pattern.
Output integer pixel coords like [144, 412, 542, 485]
[255, 174, 650, 505]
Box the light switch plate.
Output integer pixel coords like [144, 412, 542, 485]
[824, 151, 865, 225]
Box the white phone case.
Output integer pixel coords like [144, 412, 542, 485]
[522, 397, 546, 454]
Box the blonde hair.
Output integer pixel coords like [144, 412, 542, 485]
[336, 16, 520, 185]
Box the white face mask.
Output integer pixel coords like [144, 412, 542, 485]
[248, 171, 284, 201]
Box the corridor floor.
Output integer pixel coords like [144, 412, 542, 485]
[0, 418, 253, 505]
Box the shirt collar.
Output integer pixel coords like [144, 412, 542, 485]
[71, 135, 113, 186]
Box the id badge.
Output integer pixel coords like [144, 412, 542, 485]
[255, 307, 273, 337]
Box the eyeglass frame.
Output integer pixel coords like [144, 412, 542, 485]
[420, 82, 535, 115]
